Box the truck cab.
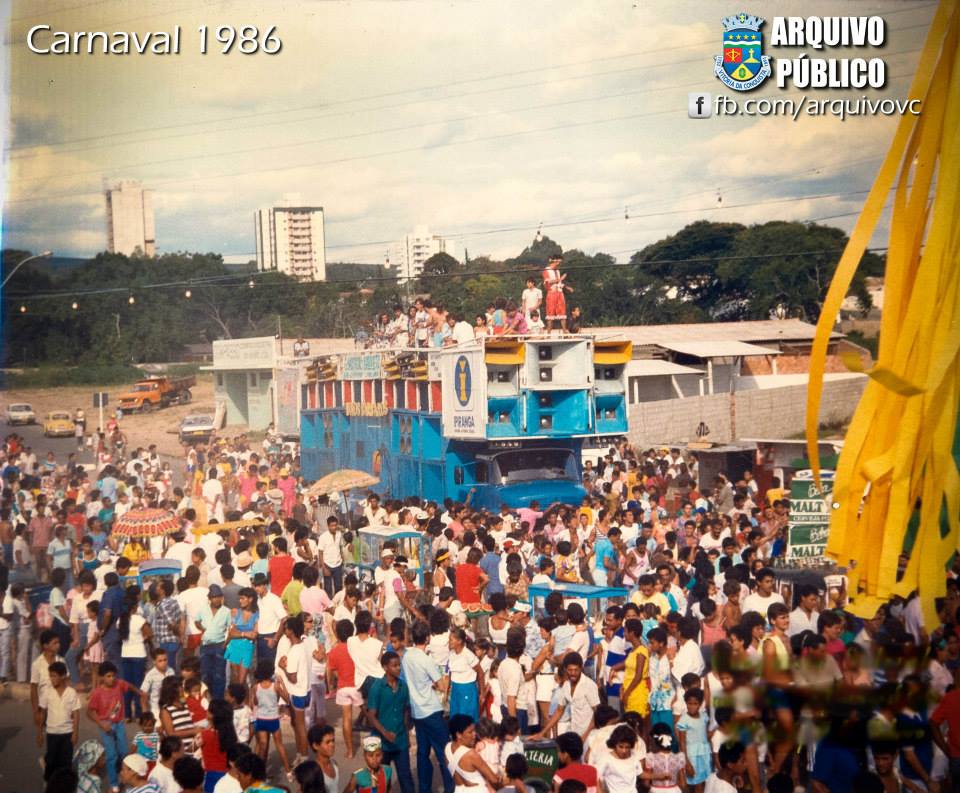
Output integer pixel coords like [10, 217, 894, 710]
[460, 446, 585, 509]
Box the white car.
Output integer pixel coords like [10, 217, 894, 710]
[6, 403, 36, 425]
[179, 413, 216, 444]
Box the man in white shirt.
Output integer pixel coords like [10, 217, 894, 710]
[164, 532, 195, 571]
[498, 632, 534, 733]
[531, 651, 600, 742]
[787, 585, 821, 638]
[253, 573, 288, 667]
[741, 568, 785, 619]
[198, 528, 225, 564]
[36, 662, 80, 770]
[201, 469, 225, 523]
[176, 568, 209, 652]
[347, 611, 384, 698]
[363, 495, 388, 528]
[374, 550, 403, 622]
[316, 516, 345, 598]
[698, 520, 731, 553]
[93, 550, 115, 593]
[451, 315, 475, 345]
[148, 737, 183, 793]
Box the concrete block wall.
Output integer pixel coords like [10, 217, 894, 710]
[627, 375, 867, 445]
[628, 393, 731, 446]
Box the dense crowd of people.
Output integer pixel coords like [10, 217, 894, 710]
[1, 430, 956, 793]
[356, 256, 583, 349]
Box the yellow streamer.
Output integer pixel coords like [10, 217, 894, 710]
[805, 1, 960, 624]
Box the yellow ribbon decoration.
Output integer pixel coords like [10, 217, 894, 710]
[805, 1, 960, 624]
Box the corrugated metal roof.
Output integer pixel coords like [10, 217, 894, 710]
[592, 319, 839, 345]
[657, 340, 781, 357]
[625, 360, 704, 377]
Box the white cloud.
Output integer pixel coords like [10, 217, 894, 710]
[2, 0, 933, 263]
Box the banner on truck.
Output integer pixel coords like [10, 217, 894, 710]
[441, 349, 487, 439]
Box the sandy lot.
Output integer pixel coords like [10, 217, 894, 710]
[3, 375, 219, 456]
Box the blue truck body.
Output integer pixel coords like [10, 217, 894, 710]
[300, 335, 631, 507]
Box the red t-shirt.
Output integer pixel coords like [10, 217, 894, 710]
[88, 680, 130, 724]
[200, 728, 229, 772]
[932, 688, 960, 757]
[185, 695, 207, 725]
[67, 513, 87, 544]
[326, 642, 356, 688]
[269, 555, 295, 596]
[456, 563, 483, 605]
[553, 763, 598, 793]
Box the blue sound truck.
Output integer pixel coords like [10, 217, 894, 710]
[299, 335, 631, 509]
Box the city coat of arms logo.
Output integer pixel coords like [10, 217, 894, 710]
[714, 12, 771, 91]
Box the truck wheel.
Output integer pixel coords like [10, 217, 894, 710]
[180, 389, 192, 404]
[141, 401, 153, 413]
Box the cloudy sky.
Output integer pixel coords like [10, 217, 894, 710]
[1, 0, 937, 266]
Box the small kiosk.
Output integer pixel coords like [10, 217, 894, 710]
[357, 526, 429, 586]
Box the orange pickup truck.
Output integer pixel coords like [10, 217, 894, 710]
[117, 375, 195, 413]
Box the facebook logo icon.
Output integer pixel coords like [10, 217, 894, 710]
[688, 92, 712, 118]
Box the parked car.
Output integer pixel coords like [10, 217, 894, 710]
[43, 411, 75, 437]
[179, 413, 216, 444]
[6, 403, 36, 425]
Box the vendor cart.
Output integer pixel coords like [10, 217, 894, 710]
[357, 525, 428, 586]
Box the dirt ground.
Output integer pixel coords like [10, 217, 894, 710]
[3, 374, 218, 457]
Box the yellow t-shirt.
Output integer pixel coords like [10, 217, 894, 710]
[630, 591, 671, 615]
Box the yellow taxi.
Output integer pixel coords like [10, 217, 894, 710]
[43, 411, 75, 437]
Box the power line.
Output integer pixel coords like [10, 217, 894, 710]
[9, 47, 926, 188]
[6, 15, 934, 158]
[3, 64, 924, 207]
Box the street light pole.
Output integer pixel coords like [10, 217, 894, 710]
[1, 250, 53, 288]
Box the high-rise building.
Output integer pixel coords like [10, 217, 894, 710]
[389, 225, 448, 281]
[104, 180, 155, 256]
[254, 194, 326, 282]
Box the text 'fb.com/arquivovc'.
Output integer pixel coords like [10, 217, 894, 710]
[687, 92, 922, 122]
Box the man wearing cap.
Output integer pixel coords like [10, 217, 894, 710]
[317, 516, 345, 599]
[344, 736, 392, 793]
[375, 549, 404, 623]
[120, 753, 160, 793]
[196, 584, 231, 699]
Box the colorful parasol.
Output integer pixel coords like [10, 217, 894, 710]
[112, 508, 181, 538]
[307, 469, 380, 497]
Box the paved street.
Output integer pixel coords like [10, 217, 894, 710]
[0, 686, 379, 793]
[5, 418, 185, 485]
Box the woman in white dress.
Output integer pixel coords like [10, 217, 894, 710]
[446, 714, 501, 793]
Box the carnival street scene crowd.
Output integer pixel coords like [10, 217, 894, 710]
[1, 426, 956, 793]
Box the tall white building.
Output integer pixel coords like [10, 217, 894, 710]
[389, 225, 448, 281]
[254, 195, 326, 282]
[104, 180, 155, 256]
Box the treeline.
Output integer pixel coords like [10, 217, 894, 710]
[2, 220, 882, 366]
